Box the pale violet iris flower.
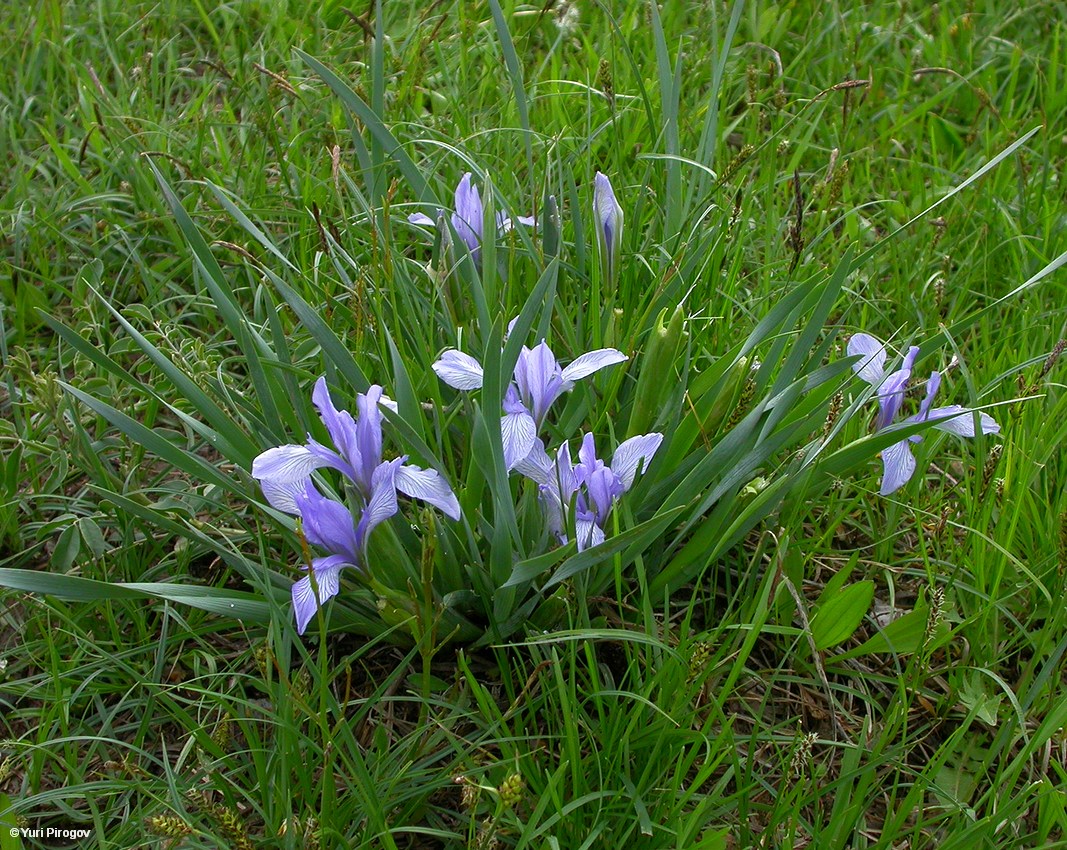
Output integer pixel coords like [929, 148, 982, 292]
[848, 333, 999, 495]
[252, 378, 460, 633]
[593, 171, 623, 286]
[516, 432, 662, 551]
[433, 334, 628, 470]
[408, 172, 534, 257]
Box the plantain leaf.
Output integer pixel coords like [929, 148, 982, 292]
[811, 580, 874, 651]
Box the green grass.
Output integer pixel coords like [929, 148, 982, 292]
[2, 1, 1066, 847]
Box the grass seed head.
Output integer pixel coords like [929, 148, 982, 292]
[498, 772, 524, 809]
[145, 815, 194, 838]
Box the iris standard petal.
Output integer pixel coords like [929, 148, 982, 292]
[555, 440, 576, 496]
[519, 341, 564, 424]
[452, 172, 483, 250]
[847, 333, 888, 385]
[611, 433, 664, 490]
[355, 458, 402, 547]
[880, 440, 917, 495]
[875, 368, 913, 431]
[584, 465, 622, 522]
[560, 348, 629, 383]
[394, 464, 462, 520]
[312, 378, 361, 467]
[576, 432, 601, 475]
[915, 371, 942, 420]
[353, 385, 386, 493]
[433, 350, 486, 390]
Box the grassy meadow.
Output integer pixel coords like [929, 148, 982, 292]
[1, 1, 1066, 847]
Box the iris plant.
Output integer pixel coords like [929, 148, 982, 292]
[408, 172, 533, 257]
[433, 334, 628, 470]
[517, 432, 663, 550]
[848, 333, 999, 495]
[252, 379, 460, 633]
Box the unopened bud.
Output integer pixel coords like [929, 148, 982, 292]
[628, 305, 686, 436]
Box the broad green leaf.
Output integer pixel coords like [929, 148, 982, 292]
[810, 580, 874, 651]
[834, 604, 933, 659]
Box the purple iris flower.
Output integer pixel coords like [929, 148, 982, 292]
[251, 378, 460, 633]
[848, 333, 1000, 496]
[433, 333, 628, 470]
[593, 171, 623, 285]
[516, 432, 662, 551]
[408, 172, 534, 256]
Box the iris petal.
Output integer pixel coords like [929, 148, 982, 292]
[292, 554, 349, 635]
[433, 350, 485, 390]
[926, 406, 1000, 437]
[560, 348, 628, 382]
[880, 440, 917, 495]
[847, 333, 888, 385]
[611, 433, 664, 490]
[395, 464, 462, 520]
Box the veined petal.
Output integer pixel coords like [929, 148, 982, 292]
[395, 464, 461, 520]
[292, 553, 349, 635]
[926, 406, 1000, 437]
[611, 433, 664, 490]
[880, 440, 917, 496]
[252, 445, 325, 483]
[502, 410, 538, 471]
[498, 212, 538, 232]
[433, 350, 485, 390]
[847, 333, 888, 385]
[560, 348, 628, 382]
[575, 518, 605, 552]
[258, 475, 309, 514]
[513, 438, 554, 486]
[356, 458, 402, 547]
[408, 212, 437, 226]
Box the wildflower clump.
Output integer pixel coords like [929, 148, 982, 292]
[252, 379, 460, 633]
[848, 333, 999, 495]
